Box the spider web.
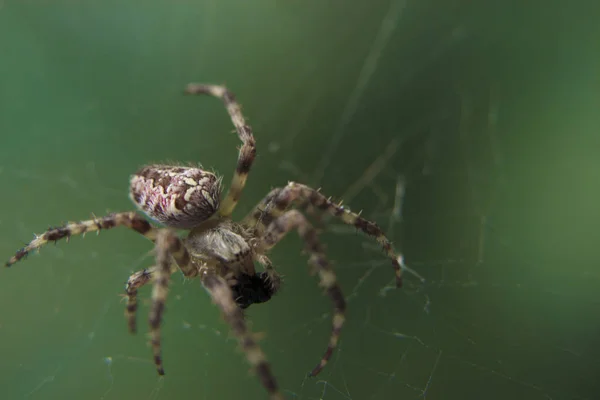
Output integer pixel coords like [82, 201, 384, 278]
[3, 114, 597, 400]
[1, 1, 598, 400]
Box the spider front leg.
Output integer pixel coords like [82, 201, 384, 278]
[255, 254, 283, 296]
[5, 212, 157, 267]
[185, 83, 256, 218]
[125, 267, 153, 334]
[124, 261, 182, 334]
[201, 272, 284, 400]
[245, 182, 406, 287]
[147, 229, 193, 375]
[256, 209, 346, 378]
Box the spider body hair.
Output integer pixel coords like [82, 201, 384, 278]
[185, 218, 280, 307]
[131, 165, 277, 308]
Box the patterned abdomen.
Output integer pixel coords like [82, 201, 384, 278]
[130, 165, 222, 229]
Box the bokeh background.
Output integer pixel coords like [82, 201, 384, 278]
[1, 1, 599, 399]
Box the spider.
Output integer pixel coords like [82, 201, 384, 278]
[5, 83, 406, 400]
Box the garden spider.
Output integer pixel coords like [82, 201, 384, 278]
[5, 83, 407, 400]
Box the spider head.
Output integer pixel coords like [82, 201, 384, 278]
[130, 165, 222, 229]
[231, 272, 277, 309]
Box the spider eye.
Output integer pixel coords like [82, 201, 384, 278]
[129, 165, 222, 228]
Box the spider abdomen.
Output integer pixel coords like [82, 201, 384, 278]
[130, 165, 222, 229]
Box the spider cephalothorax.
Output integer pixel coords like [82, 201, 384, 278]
[6, 83, 408, 400]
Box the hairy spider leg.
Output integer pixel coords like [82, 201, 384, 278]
[125, 266, 154, 334]
[245, 182, 404, 288]
[5, 212, 157, 267]
[125, 249, 191, 335]
[201, 272, 284, 400]
[184, 84, 256, 218]
[254, 254, 283, 295]
[256, 210, 346, 378]
[148, 230, 192, 376]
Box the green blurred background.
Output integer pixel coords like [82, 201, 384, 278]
[1, 1, 599, 399]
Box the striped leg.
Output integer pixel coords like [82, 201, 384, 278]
[148, 229, 193, 376]
[125, 267, 153, 334]
[201, 272, 284, 400]
[124, 261, 183, 334]
[5, 212, 157, 267]
[245, 182, 404, 288]
[254, 254, 283, 296]
[257, 209, 346, 377]
[184, 83, 256, 218]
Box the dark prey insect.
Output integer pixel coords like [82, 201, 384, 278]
[5, 83, 407, 400]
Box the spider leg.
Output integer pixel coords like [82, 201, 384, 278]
[244, 182, 405, 288]
[201, 272, 283, 400]
[147, 229, 193, 376]
[124, 262, 181, 334]
[5, 212, 157, 267]
[184, 83, 256, 218]
[254, 254, 283, 295]
[256, 209, 346, 378]
[125, 267, 153, 334]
